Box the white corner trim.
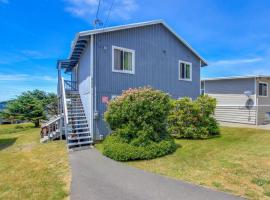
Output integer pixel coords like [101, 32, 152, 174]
[89, 35, 94, 138]
[178, 60, 192, 81]
[258, 81, 268, 97]
[112, 45, 135, 74]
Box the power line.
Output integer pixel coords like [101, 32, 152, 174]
[95, 0, 101, 20]
[103, 0, 115, 28]
[94, 0, 103, 28]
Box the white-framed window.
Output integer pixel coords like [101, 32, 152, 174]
[201, 81, 205, 95]
[112, 46, 135, 74]
[179, 60, 192, 81]
[259, 82, 268, 97]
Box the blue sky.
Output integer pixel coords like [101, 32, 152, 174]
[0, 0, 270, 101]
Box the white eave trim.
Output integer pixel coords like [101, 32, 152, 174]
[202, 75, 270, 81]
[69, 20, 207, 66]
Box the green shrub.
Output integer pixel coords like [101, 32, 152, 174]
[103, 134, 176, 161]
[103, 87, 176, 161]
[167, 95, 220, 139]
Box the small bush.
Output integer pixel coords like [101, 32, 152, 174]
[103, 134, 176, 161]
[167, 95, 220, 139]
[103, 87, 176, 161]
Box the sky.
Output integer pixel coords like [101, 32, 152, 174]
[0, 0, 270, 101]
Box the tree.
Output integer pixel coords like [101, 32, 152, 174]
[1, 90, 58, 127]
[44, 93, 58, 117]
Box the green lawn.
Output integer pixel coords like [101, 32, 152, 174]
[96, 127, 270, 200]
[0, 124, 70, 200]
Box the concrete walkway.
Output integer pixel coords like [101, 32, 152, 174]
[69, 149, 243, 200]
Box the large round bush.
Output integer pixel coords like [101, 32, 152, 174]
[103, 87, 177, 161]
[167, 95, 220, 139]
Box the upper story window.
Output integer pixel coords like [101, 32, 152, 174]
[259, 82, 268, 97]
[112, 46, 135, 74]
[179, 60, 192, 81]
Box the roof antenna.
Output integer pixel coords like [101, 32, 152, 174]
[93, 19, 103, 28]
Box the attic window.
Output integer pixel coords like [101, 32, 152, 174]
[112, 46, 135, 74]
[259, 82, 268, 97]
[179, 60, 192, 81]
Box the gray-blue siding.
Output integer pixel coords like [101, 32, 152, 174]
[204, 78, 255, 95]
[93, 24, 202, 137]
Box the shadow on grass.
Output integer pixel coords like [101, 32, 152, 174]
[173, 134, 222, 141]
[0, 138, 17, 150]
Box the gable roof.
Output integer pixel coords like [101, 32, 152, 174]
[202, 75, 270, 81]
[58, 20, 207, 71]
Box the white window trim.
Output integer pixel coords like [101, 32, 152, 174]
[258, 81, 268, 97]
[112, 45, 135, 74]
[178, 60, 192, 81]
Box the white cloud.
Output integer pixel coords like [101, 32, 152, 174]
[65, 0, 98, 20]
[210, 57, 263, 67]
[0, 50, 50, 65]
[110, 0, 138, 20]
[0, 74, 28, 81]
[0, 0, 9, 4]
[21, 50, 44, 58]
[0, 73, 57, 82]
[64, 0, 138, 23]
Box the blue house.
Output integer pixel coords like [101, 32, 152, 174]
[53, 20, 207, 149]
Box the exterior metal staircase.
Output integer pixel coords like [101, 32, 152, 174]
[66, 93, 93, 149]
[40, 77, 93, 150]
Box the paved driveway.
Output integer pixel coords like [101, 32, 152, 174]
[69, 149, 243, 200]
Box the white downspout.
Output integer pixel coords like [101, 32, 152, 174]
[90, 34, 94, 140]
[255, 77, 258, 126]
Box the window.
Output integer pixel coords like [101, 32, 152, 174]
[259, 82, 268, 97]
[112, 46, 135, 74]
[179, 60, 192, 81]
[265, 112, 270, 121]
[201, 81, 205, 95]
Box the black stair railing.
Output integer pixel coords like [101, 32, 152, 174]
[64, 80, 78, 91]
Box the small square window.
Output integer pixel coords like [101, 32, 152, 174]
[265, 112, 270, 121]
[259, 82, 268, 97]
[179, 60, 192, 81]
[112, 46, 135, 74]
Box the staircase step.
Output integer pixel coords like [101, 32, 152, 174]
[68, 140, 92, 147]
[71, 124, 88, 128]
[69, 119, 87, 122]
[71, 123, 88, 126]
[67, 98, 81, 100]
[68, 107, 83, 108]
[68, 114, 85, 117]
[73, 127, 90, 131]
[68, 107, 84, 110]
[69, 116, 86, 119]
[68, 136, 91, 140]
[68, 131, 90, 135]
[68, 111, 84, 114]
